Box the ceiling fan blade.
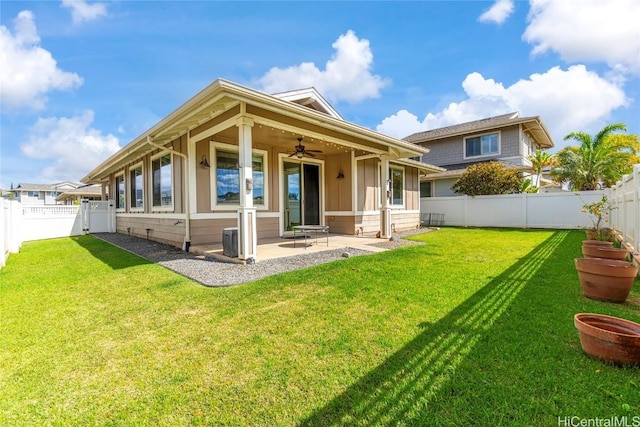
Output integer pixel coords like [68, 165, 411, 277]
[306, 150, 322, 153]
[305, 151, 316, 157]
[288, 152, 297, 157]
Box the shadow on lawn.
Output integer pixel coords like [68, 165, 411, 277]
[299, 230, 572, 426]
[71, 235, 152, 270]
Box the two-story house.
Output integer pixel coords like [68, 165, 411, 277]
[404, 112, 554, 197]
[12, 182, 81, 205]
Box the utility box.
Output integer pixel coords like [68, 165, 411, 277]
[222, 227, 238, 258]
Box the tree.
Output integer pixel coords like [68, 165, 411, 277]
[452, 161, 523, 196]
[551, 123, 639, 191]
[528, 149, 556, 191]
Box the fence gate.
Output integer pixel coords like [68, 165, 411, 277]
[81, 200, 115, 233]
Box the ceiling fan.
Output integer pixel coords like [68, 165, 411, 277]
[288, 137, 322, 158]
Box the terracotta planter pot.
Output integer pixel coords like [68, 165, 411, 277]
[582, 245, 629, 260]
[574, 258, 638, 303]
[582, 240, 613, 247]
[574, 313, 640, 366]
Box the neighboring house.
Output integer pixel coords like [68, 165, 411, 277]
[404, 112, 554, 197]
[82, 79, 443, 261]
[56, 184, 105, 204]
[12, 182, 81, 205]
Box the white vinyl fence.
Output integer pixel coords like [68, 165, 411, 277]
[608, 164, 640, 255]
[1, 200, 115, 268]
[420, 191, 605, 230]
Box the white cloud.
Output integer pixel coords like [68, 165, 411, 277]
[523, 0, 640, 74]
[21, 111, 121, 181]
[0, 10, 83, 111]
[377, 65, 627, 150]
[479, 0, 515, 25]
[61, 0, 107, 24]
[257, 30, 390, 103]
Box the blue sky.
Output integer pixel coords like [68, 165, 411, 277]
[1, 0, 639, 189]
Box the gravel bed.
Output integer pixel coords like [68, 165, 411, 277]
[92, 228, 431, 287]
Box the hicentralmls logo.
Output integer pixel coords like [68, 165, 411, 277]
[557, 416, 640, 427]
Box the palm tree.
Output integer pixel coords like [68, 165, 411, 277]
[551, 123, 639, 191]
[528, 149, 556, 191]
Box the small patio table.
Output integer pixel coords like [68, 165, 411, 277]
[293, 225, 329, 248]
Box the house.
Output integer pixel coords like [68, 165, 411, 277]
[404, 112, 554, 197]
[55, 184, 105, 204]
[82, 79, 443, 261]
[12, 182, 81, 205]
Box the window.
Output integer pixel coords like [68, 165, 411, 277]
[130, 163, 144, 210]
[115, 174, 125, 209]
[465, 132, 499, 157]
[390, 166, 404, 206]
[214, 147, 266, 207]
[420, 181, 432, 198]
[152, 153, 172, 208]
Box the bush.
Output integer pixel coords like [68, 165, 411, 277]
[452, 161, 523, 196]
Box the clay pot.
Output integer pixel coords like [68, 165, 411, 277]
[574, 258, 638, 303]
[582, 240, 613, 247]
[582, 245, 629, 260]
[574, 313, 640, 366]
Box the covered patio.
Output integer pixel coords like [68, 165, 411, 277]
[189, 232, 398, 263]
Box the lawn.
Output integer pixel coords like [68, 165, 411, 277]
[1, 228, 639, 426]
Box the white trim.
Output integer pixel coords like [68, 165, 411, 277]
[115, 172, 125, 212]
[391, 209, 420, 214]
[278, 153, 325, 236]
[129, 161, 144, 212]
[209, 141, 269, 211]
[150, 151, 174, 212]
[389, 164, 405, 208]
[324, 211, 355, 216]
[117, 213, 185, 219]
[463, 130, 501, 160]
[191, 211, 281, 220]
[357, 210, 380, 216]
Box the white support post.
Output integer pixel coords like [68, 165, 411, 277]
[236, 116, 257, 261]
[634, 165, 640, 254]
[380, 156, 391, 239]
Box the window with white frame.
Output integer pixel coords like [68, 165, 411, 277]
[151, 153, 173, 209]
[465, 132, 499, 157]
[213, 145, 267, 208]
[389, 166, 404, 206]
[115, 173, 125, 209]
[420, 180, 433, 198]
[129, 163, 144, 210]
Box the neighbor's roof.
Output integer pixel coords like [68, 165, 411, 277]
[83, 78, 429, 184]
[55, 184, 103, 201]
[14, 182, 81, 192]
[404, 112, 554, 149]
[420, 160, 532, 180]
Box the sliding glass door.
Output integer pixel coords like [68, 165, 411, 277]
[283, 161, 320, 231]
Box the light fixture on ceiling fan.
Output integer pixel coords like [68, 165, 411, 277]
[288, 137, 322, 159]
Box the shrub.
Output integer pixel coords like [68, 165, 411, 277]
[452, 161, 523, 196]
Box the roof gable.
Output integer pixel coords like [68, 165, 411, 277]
[272, 87, 343, 120]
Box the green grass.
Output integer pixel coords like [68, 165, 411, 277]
[1, 229, 639, 426]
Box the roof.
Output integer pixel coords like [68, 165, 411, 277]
[404, 112, 554, 149]
[55, 184, 103, 201]
[420, 160, 532, 180]
[14, 182, 81, 192]
[82, 78, 429, 184]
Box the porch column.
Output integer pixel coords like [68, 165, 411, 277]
[236, 116, 257, 262]
[380, 156, 392, 239]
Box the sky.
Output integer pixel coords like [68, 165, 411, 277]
[1, 0, 639, 189]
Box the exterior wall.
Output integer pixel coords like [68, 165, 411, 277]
[390, 212, 420, 232]
[325, 152, 352, 212]
[189, 216, 279, 246]
[357, 158, 379, 212]
[116, 215, 187, 246]
[355, 213, 381, 236]
[325, 215, 355, 234]
[419, 124, 523, 167]
[434, 179, 458, 197]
